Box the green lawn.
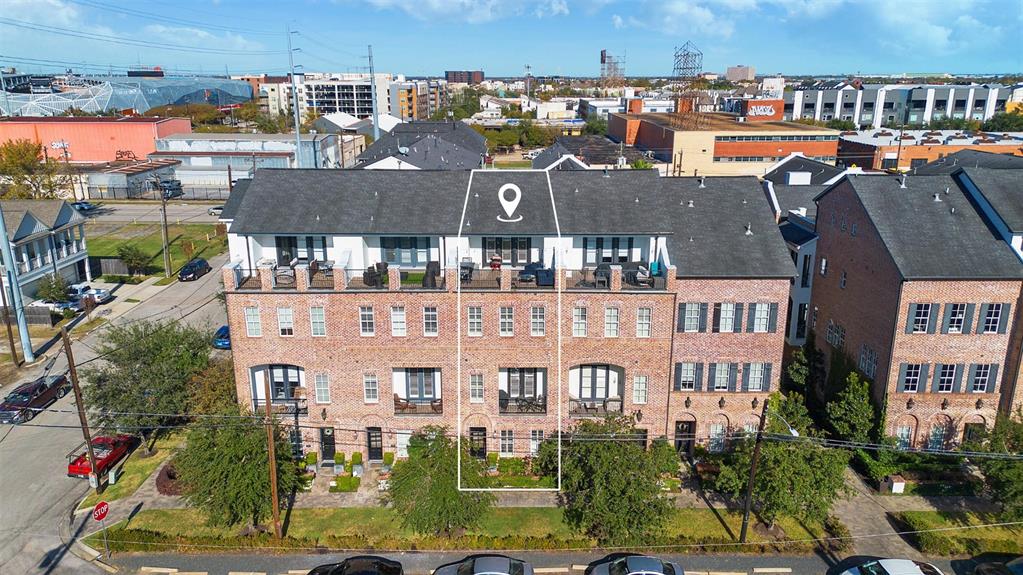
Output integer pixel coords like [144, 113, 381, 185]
[494, 160, 533, 169]
[86, 223, 227, 278]
[894, 511, 1023, 555]
[79, 434, 183, 510]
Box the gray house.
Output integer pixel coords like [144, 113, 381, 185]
[1, 199, 90, 300]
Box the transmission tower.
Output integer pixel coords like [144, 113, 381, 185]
[670, 41, 704, 130]
[599, 49, 625, 92]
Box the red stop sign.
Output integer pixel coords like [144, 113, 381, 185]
[93, 501, 109, 522]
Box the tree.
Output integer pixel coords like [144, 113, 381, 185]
[387, 426, 494, 535]
[36, 273, 69, 302]
[0, 139, 74, 199]
[584, 115, 607, 135]
[144, 103, 224, 126]
[175, 416, 298, 528]
[970, 409, 1023, 519]
[825, 119, 856, 131]
[649, 438, 680, 475]
[117, 244, 150, 276]
[235, 101, 262, 123]
[928, 116, 979, 130]
[982, 110, 1023, 132]
[785, 347, 810, 393]
[82, 320, 211, 449]
[826, 371, 874, 444]
[715, 392, 849, 528]
[558, 416, 672, 545]
[630, 158, 654, 170]
[188, 359, 239, 416]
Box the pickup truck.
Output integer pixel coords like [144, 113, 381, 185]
[67, 283, 112, 304]
[67, 434, 139, 479]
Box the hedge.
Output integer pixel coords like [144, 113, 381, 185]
[329, 476, 361, 493]
[892, 512, 1023, 556]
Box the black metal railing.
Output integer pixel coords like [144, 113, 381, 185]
[253, 397, 308, 416]
[393, 396, 443, 415]
[308, 268, 334, 290]
[566, 269, 611, 290]
[569, 398, 623, 417]
[499, 395, 548, 414]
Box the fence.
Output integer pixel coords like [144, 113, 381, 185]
[87, 186, 231, 201]
[1, 306, 56, 326]
[88, 257, 130, 278]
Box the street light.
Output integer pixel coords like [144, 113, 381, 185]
[738, 398, 800, 543]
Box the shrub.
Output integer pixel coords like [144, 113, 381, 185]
[650, 439, 680, 475]
[487, 452, 499, 468]
[382, 452, 394, 466]
[305, 452, 317, 467]
[351, 451, 363, 466]
[497, 457, 526, 475]
[329, 476, 361, 492]
[334, 452, 345, 466]
[61, 308, 77, 320]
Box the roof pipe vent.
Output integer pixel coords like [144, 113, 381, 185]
[944, 186, 950, 195]
[933, 192, 942, 202]
[951, 207, 956, 214]
[635, 197, 640, 203]
[745, 222, 753, 236]
[899, 174, 907, 189]
[687, 199, 694, 208]
[602, 167, 610, 178]
[699, 176, 706, 188]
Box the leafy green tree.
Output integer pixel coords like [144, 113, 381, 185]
[969, 409, 1023, 519]
[387, 426, 494, 536]
[235, 101, 262, 123]
[560, 416, 672, 545]
[786, 347, 810, 393]
[518, 120, 556, 148]
[826, 371, 874, 444]
[928, 116, 979, 130]
[36, 273, 69, 302]
[715, 392, 849, 527]
[583, 115, 607, 135]
[649, 438, 680, 475]
[175, 416, 298, 528]
[0, 139, 74, 199]
[982, 110, 1023, 132]
[188, 359, 239, 416]
[117, 244, 150, 276]
[82, 320, 211, 448]
[630, 158, 654, 169]
[825, 119, 856, 130]
[144, 103, 224, 126]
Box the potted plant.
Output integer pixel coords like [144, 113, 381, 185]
[382, 452, 394, 472]
[305, 451, 318, 474]
[351, 451, 364, 477]
[334, 452, 345, 475]
[486, 452, 499, 474]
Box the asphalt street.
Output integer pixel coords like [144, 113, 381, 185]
[0, 253, 227, 575]
[84, 201, 222, 224]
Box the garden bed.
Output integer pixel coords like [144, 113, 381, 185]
[892, 511, 1023, 555]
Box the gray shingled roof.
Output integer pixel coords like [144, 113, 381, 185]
[229, 169, 794, 278]
[956, 167, 1023, 233]
[356, 121, 487, 169]
[772, 184, 826, 221]
[826, 175, 1023, 280]
[550, 135, 652, 166]
[763, 155, 843, 185]
[1, 200, 77, 241]
[219, 178, 250, 221]
[914, 150, 1023, 175]
[355, 135, 483, 170]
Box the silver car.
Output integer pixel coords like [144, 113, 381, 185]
[589, 556, 683, 575]
[434, 555, 534, 575]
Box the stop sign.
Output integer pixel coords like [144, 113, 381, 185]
[92, 501, 109, 522]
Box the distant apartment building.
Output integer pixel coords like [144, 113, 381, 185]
[389, 80, 449, 121]
[445, 70, 485, 85]
[782, 83, 1023, 128]
[263, 73, 395, 119]
[0, 117, 191, 163]
[0, 200, 91, 300]
[726, 65, 756, 83]
[837, 130, 1023, 171]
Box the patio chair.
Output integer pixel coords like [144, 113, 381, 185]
[535, 269, 555, 287]
[394, 394, 412, 413]
[460, 260, 475, 284]
[363, 267, 381, 288]
[499, 390, 510, 412]
[430, 398, 443, 413]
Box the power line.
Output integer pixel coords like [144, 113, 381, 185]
[64, 0, 280, 36]
[0, 55, 290, 76]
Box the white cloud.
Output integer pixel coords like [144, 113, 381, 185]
[611, 14, 624, 28]
[613, 0, 736, 38]
[865, 0, 1003, 55]
[364, 0, 569, 23]
[535, 0, 570, 17]
[142, 25, 265, 52]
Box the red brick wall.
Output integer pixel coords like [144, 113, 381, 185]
[713, 140, 838, 159]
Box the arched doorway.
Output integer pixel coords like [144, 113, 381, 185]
[893, 414, 919, 450]
[927, 414, 954, 450]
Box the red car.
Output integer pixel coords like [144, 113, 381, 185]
[67, 434, 139, 479]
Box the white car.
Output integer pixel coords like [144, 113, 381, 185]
[67, 283, 112, 304]
[522, 149, 543, 160]
[841, 559, 945, 575]
[28, 298, 82, 313]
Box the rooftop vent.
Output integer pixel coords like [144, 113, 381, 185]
[933, 192, 942, 202]
[699, 176, 706, 188]
[745, 222, 753, 236]
[602, 167, 610, 178]
[686, 199, 694, 207]
[951, 207, 956, 214]
[899, 174, 907, 189]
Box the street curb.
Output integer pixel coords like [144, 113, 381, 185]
[60, 501, 119, 573]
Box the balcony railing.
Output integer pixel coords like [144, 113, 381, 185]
[569, 398, 624, 417]
[236, 268, 262, 290]
[346, 268, 388, 290]
[459, 268, 501, 290]
[499, 395, 547, 414]
[308, 268, 334, 290]
[400, 270, 446, 291]
[566, 269, 610, 290]
[394, 395, 443, 415]
[253, 397, 309, 416]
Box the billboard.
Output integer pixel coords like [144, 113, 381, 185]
[740, 99, 784, 121]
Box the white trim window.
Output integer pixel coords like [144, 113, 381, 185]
[718, 303, 735, 333]
[314, 373, 330, 404]
[391, 305, 406, 336]
[467, 305, 483, 336]
[310, 306, 326, 337]
[896, 425, 913, 449]
[636, 307, 652, 338]
[912, 303, 931, 333]
[753, 304, 770, 333]
[500, 306, 514, 336]
[423, 306, 439, 336]
[573, 306, 587, 337]
[530, 430, 544, 455]
[244, 307, 261, 337]
[747, 363, 765, 392]
[469, 373, 484, 403]
[277, 307, 294, 336]
[983, 304, 1002, 334]
[947, 303, 966, 334]
[937, 364, 956, 393]
[604, 307, 620, 337]
[683, 304, 700, 332]
[531, 306, 546, 336]
[971, 364, 991, 393]
[903, 364, 921, 393]
[633, 375, 648, 404]
[676, 362, 697, 391]
[359, 306, 375, 336]
[713, 363, 729, 391]
[709, 423, 726, 453]
[363, 373, 379, 403]
[500, 430, 514, 455]
[858, 344, 877, 379]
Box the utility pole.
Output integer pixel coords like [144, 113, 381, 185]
[739, 398, 769, 543]
[0, 201, 34, 362]
[0, 277, 19, 366]
[263, 371, 283, 539]
[286, 24, 303, 168]
[227, 164, 233, 194]
[63, 327, 100, 494]
[158, 182, 171, 278]
[368, 45, 380, 142]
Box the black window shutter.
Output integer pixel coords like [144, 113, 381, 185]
[676, 304, 686, 332]
[931, 364, 942, 393]
[927, 303, 940, 334]
[768, 303, 779, 333]
[998, 303, 1011, 334]
[712, 303, 722, 333]
[734, 303, 744, 332]
[897, 363, 908, 392]
[920, 363, 930, 391]
[698, 303, 708, 333]
[967, 364, 978, 393]
[963, 303, 975, 334]
[707, 363, 717, 389]
[674, 363, 683, 391]
[941, 304, 954, 334]
[905, 304, 918, 333]
[742, 363, 751, 392]
[694, 363, 704, 392]
[952, 364, 964, 393]
[727, 363, 737, 392]
[746, 304, 756, 333]
[763, 363, 772, 392]
[988, 364, 1000, 394]
[977, 304, 990, 334]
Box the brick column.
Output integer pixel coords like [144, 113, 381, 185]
[334, 266, 348, 290]
[388, 266, 401, 291]
[610, 265, 623, 291]
[221, 266, 238, 290]
[444, 267, 457, 291]
[294, 263, 309, 291]
[500, 267, 512, 291]
[258, 264, 274, 290]
[665, 265, 678, 292]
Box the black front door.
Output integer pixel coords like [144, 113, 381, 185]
[319, 427, 335, 464]
[675, 420, 695, 459]
[469, 427, 487, 459]
[366, 427, 383, 461]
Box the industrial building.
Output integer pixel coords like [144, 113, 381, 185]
[837, 130, 1023, 171]
[0, 116, 191, 163]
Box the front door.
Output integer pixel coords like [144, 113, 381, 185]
[675, 420, 695, 459]
[469, 427, 487, 459]
[366, 427, 383, 461]
[319, 427, 335, 465]
[963, 423, 984, 445]
[275, 236, 298, 266]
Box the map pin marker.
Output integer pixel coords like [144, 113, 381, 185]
[498, 183, 521, 220]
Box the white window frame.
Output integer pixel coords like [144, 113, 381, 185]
[469, 373, 484, 403]
[391, 305, 406, 337]
[912, 303, 931, 333]
[903, 364, 921, 393]
[467, 305, 483, 336]
[947, 303, 966, 334]
[277, 307, 294, 337]
[572, 306, 587, 337]
[632, 375, 648, 404]
[500, 430, 514, 455]
[359, 306, 375, 336]
[937, 364, 956, 393]
[713, 362, 729, 391]
[604, 307, 620, 337]
[314, 373, 330, 404]
[310, 306, 326, 337]
[972, 364, 990, 393]
[858, 344, 877, 379]
[896, 425, 912, 449]
[718, 303, 734, 333]
[500, 306, 514, 336]
[530, 306, 546, 336]
[753, 304, 770, 333]
[683, 305, 700, 333]
[677, 363, 697, 391]
[244, 307, 262, 337]
[983, 303, 1002, 334]
[363, 373, 379, 403]
[636, 307, 652, 338]
[529, 430, 544, 455]
[747, 363, 765, 392]
[423, 306, 439, 336]
[709, 423, 726, 453]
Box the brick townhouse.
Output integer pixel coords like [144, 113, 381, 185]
[811, 171, 1023, 450]
[220, 169, 793, 462]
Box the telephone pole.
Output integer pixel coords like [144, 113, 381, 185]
[263, 371, 283, 539]
[159, 185, 171, 278]
[63, 326, 100, 494]
[0, 278, 19, 366]
[739, 398, 769, 543]
[286, 23, 303, 168]
[368, 45, 380, 142]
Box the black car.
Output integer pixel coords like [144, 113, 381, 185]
[309, 556, 403, 575]
[178, 258, 212, 281]
[0, 375, 70, 424]
[975, 557, 1023, 575]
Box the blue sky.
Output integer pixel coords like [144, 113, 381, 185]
[2, 0, 1020, 78]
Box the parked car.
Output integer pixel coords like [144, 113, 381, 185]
[0, 375, 70, 424]
[28, 297, 82, 313]
[308, 556, 404, 575]
[207, 205, 225, 216]
[67, 283, 112, 304]
[975, 557, 1023, 575]
[840, 559, 945, 575]
[178, 258, 212, 281]
[67, 434, 139, 479]
[70, 201, 98, 213]
[522, 149, 542, 160]
[588, 556, 683, 575]
[213, 325, 231, 350]
[435, 555, 534, 575]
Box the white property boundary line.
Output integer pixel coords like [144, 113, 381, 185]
[456, 168, 563, 492]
